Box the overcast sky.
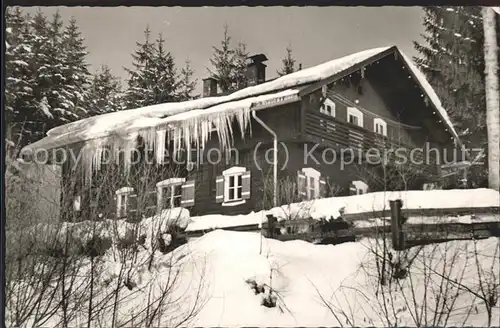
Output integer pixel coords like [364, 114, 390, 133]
[22, 6, 425, 95]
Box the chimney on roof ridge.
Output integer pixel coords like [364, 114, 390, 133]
[202, 77, 218, 97]
[246, 53, 268, 86]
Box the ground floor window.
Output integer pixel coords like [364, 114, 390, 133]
[115, 186, 135, 218]
[216, 166, 251, 206]
[298, 168, 326, 200]
[349, 180, 368, 195]
[157, 178, 186, 210]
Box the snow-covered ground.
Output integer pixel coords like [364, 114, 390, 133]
[9, 229, 498, 327]
[187, 188, 500, 231]
[6, 189, 499, 327]
[179, 231, 500, 327]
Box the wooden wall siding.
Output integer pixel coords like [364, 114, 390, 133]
[328, 77, 421, 146]
[331, 77, 394, 127]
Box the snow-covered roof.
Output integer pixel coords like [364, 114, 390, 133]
[21, 45, 459, 171]
[398, 52, 459, 140]
[22, 46, 394, 153]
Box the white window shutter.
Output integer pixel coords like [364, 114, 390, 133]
[215, 175, 224, 203]
[297, 170, 307, 198]
[241, 170, 251, 200]
[181, 180, 195, 207]
[319, 177, 327, 198]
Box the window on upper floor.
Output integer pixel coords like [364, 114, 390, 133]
[320, 100, 336, 117]
[374, 118, 388, 136]
[216, 166, 251, 206]
[347, 107, 363, 128]
[297, 168, 327, 200]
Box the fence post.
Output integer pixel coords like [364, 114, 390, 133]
[390, 199, 404, 250]
[266, 214, 276, 238]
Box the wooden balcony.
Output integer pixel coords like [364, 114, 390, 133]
[304, 109, 437, 170]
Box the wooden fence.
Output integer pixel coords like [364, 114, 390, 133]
[185, 203, 500, 251]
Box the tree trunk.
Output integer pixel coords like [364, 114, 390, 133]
[482, 7, 500, 191]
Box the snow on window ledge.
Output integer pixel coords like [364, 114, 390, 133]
[115, 186, 134, 195]
[222, 199, 246, 207]
[301, 167, 321, 179]
[156, 177, 186, 188]
[222, 166, 246, 176]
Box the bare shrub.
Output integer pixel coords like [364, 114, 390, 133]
[5, 136, 208, 328]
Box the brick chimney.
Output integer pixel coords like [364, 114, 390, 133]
[246, 54, 268, 86]
[202, 77, 218, 97]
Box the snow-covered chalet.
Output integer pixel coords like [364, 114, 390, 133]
[21, 45, 462, 222]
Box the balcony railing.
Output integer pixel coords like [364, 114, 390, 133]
[304, 110, 436, 167]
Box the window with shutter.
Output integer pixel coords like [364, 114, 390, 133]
[299, 168, 322, 200]
[220, 166, 248, 206]
[350, 180, 368, 195]
[115, 187, 134, 218]
[156, 178, 187, 211]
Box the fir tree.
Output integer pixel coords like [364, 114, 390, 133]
[61, 17, 91, 119]
[177, 59, 197, 101]
[125, 27, 180, 108]
[151, 33, 178, 104]
[124, 26, 155, 108]
[34, 11, 82, 129]
[414, 7, 499, 147]
[413, 6, 500, 186]
[86, 65, 123, 115]
[277, 46, 296, 77]
[5, 8, 41, 145]
[209, 24, 235, 93]
[232, 42, 249, 90]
